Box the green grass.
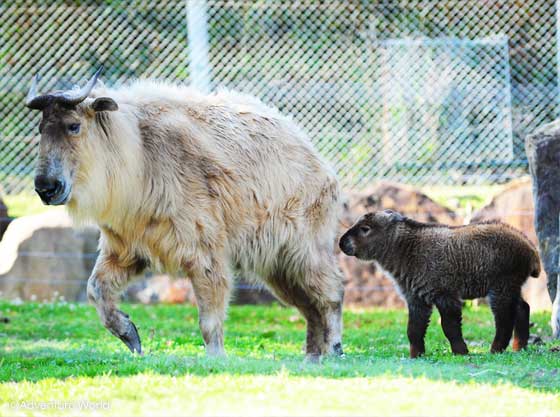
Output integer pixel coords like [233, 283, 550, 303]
[422, 184, 503, 212]
[2, 193, 59, 218]
[0, 302, 559, 416]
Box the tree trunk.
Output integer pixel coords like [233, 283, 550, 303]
[525, 120, 560, 302]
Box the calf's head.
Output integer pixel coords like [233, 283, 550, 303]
[25, 68, 118, 205]
[339, 209, 404, 259]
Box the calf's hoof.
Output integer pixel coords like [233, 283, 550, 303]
[451, 342, 469, 355]
[490, 343, 506, 354]
[409, 345, 425, 358]
[512, 337, 528, 352]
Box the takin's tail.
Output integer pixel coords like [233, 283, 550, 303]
[530, 252, 541, 278]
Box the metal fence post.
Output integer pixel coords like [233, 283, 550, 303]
[186, 0, 211, 93]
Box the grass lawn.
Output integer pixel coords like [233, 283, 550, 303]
[0, 302, 559, 416]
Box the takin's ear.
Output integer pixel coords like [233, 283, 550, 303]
[91, 97, 118, 112]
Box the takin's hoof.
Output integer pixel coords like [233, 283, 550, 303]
[332, 342, 345, 357]
[118, 320, 142, 354]
[112, 312, 142, 354]
[305, 353, 322, 364]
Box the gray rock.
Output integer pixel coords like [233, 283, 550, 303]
[0, 210, 99, 301]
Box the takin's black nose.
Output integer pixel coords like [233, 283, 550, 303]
[34, 175, 65, 205]
[339, 235, 355, 256]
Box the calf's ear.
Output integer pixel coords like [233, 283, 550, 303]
[91, 97, 118, 112]
[388, 211, 405, 222]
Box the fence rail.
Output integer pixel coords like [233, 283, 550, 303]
[1, 0, 558, 193]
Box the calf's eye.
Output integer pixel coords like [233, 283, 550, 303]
[359, 225, 371, 235]
[67, 123, 81, 135]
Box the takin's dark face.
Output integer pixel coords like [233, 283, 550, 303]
[32, 97, 117, 205]
[339, 210, 404, 260]
[34, 102, 87, 205]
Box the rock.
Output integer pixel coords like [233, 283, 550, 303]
[125, 275, 197, 305]
[526, 121, 560, 303]
[125, 274, 275, 305]
[339, 181, 462, 307]
[0, 210, 99, 302]
[341, 181, 461, 228]
[472, 177, 551, 310]
[0, 196, 12, 241]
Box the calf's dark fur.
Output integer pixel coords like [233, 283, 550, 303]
[339, 210, 541, 358]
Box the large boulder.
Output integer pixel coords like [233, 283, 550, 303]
[125, 275, 197, 304]
[472, 177, 550, 310]
[125, 275, 275, 305]
[341, 181, 460, 228]
[0, 210, 98, 301]
[339, 181, 462, 307]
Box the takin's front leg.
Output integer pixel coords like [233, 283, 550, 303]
[406, 297, 433, 358]
[190, 260, 232, 356]
[87, 254, 144, 354]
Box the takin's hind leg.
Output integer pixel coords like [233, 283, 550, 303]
[434, 295, 468, 355]
[513, 298, 530, 351]
[87, 254, 145, 354]
[489, 290, 519, 353]
[265, 261, 344, 361]
[190, 259, 232, 357]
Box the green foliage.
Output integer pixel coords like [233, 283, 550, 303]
[2, 193, 58, 218]
[0, 302, 559, 416]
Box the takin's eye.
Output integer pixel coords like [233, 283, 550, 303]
[67, 123, 81, 136]
[359, 225, 371, 236]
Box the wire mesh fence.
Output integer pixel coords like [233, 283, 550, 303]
[1, 0, 558, 194]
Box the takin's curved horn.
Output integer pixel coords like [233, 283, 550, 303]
[25, 74, 51, 110]
[55, 66, 103, 106]
[25, 66, 104, 110]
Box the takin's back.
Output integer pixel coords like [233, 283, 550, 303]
[417, 220, 541, 281]
[88, 80, 341, 260]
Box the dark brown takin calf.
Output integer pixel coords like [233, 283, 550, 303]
[339, 210, 541, 358]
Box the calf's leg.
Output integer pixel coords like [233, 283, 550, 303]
[87, 254, 143, 353]
[513, 298, 530, 351]
[406, 297, 433, 358]
[489, 290, 518, 353]
[435, 296, 468, 355]
[190, 259, 231, 356]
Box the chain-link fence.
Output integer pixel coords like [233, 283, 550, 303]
[1, 0, 558, 194]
